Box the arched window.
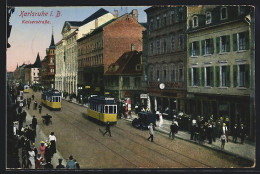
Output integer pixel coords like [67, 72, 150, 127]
[162, 64, 168, 81]
[156, 64, 161, 81]
[170, 64, 176, 81]
[149, 65, 154, 81]
[178, 63, 183, 81]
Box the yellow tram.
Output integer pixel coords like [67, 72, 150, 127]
[87, 96, 117, 123]
[24, 85, 29, 93]
[41, 89, 61, 110]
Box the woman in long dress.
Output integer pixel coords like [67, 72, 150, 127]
[28, 148, 35, 169]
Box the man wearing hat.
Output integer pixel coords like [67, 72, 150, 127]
[44, 142, 52, 163]
[240, 123, 246, 144]
[48, 132, 57, 155]
[147, 123, 154, 142]
[222, 123, 228, 142]
[232, 123, 239, 143]
[56, 158, 65, 169]
[66, 155, 76, 169]
[103, 121, 112, 137]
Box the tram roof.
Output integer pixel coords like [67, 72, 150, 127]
[42, 89, 61, 96]
[89, 96, 115, 104]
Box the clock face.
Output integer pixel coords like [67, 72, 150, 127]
[159, 83, 165, 89]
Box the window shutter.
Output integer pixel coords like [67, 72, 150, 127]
[188, 68, 191, 86]
[198, 67, 201, 86]
[233, 33, 237, 51]
[245, 31, 250, 50]
[196, 41, 200, 55]
[201, 67, 205, 87]
[201, 40, 205, 55]
[210, 67, 214, 87]
[189, 43, 192, 56]
[233, 65, 237, 87]
[216, 37, 220, 53]
[216, 66, 220, 87]
[226, 35, 230, 52]
[245, 64, 250, 88]
[210, 38, 214, 54]
[226, 65, 231, 87]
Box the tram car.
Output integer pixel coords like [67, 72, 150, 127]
[87, 96, 117, 123]
[41, 89, 61, 110]
[24, 85, 29, 93]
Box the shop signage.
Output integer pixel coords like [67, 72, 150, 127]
[140, 94, 148, 98]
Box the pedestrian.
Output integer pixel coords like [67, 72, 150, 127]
[27, 102, 30, 109]
[222, 123, 228, 142]
[103, 121, 112, 137]
[207, 120, 213, 144]
[48, 132, 57, 155]
[34, 101, 38, 110]
[35, 153, 43, 169]
[66, 155, 76, 169]
[22, 148, 29, 168]
[220, 133, 226, 150]
[56, 158, 65, 169]
[18, 106, 22, 114]
[32, 143, 38, 157]
[28, 147, 36, 169]
[39, 140, 46, 159]
[44, 142, 52, 163]
[240, 124, 246, 144]
[232, 123, 238, 143]
[169, 122, 175, 139]
[32, 94, 34, 100]
[32, 116, 37, 130]
[190, 117, 197, 140]
[212, 122, 216, 142]
[39, 104, 42, 114]
[22, 110, 27, 123]
[44, 161, 53, 169]
[158, 112, 163, 128]
[147, 123, 154, 142]
[74, 159, 80, 169]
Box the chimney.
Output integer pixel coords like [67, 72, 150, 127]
[114, 10, 118, 18]
[95, 19, 98, 28]
[132, 9, 138, 21]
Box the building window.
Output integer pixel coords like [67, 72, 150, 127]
[156, 16, 160, 29]
[220, 36, 227, 52]
[206, 12, 212, 24]
[171, 36, 175, 50]
[205, 39, 212, 55]
[221, 66, 227, 87]
[163, 38, 167, 53]
[170, 64, 176, 81]
[156, 65, 160, 81]
[192, 67, 198, 86]
[150, 18, 154, 30]
[205, 67, 212, 86]
[238, 32, 246, 50]
[221, 7, 227, 20]
[150, 42, 154, 55]
[193, 16, 198, 27]
[149, 66, 154, 81]
[156, 40, 160, 54]
[191, 41, 199, 56]
[163, 65, 167, 81]
[238, 64, 246, 87]
[123, 77, 130, 87]
[134, 77, 141, 87]
[179, 64, 183, 81]
[178, 7, 183, 20]
[239, 6, 246, 15]
[171, 10, 175, 24]
[178, 34, 184, 49]
[163, 14, 167, 26]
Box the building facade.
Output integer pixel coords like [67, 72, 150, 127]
[55, 8, 115, 96]
[145, 6, 187, 113]
[104, 50, 145, 106]
[40, 33, 56, 89]
[31, 53, 41, 85]
[186, 6, 254, 138]
[77, 10, 145, 96]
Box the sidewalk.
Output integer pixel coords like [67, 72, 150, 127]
[20, 108, 66, 168]
[126, 113, 255, 162]
[64, 98, 255, 162]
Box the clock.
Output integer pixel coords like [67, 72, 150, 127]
[159, 83, 165, 89]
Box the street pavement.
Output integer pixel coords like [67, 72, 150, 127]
[69, 98, 255, 162]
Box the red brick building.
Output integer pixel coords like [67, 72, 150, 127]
[40, 33, 56, 89]
[77, 10, 145, 95]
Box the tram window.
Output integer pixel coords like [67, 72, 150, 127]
[105, 106, 109, 113]
[109, 106, 112, 114]
[114, 106, 117, 113]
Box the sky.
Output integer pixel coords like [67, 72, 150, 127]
[6, 6, 149, 72]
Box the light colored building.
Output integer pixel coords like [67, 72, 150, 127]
[55, 8, 115, 95]
[186, 6, 254, 138]
[31, 53, 41, 85]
